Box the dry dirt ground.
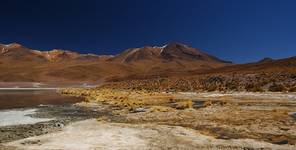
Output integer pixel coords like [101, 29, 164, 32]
[61, 89, 296, 148]
[4, 119, 296, 150]
[2, 90, 296, 149]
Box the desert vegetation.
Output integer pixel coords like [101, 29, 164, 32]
[103, 73, 296, 92]
[60, 87, 296, 147]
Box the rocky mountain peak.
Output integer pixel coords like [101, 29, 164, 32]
[258, 57, 274, 63]
[0, 43, 23, 49]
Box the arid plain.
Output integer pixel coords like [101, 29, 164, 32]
[0, 43, 296, 149]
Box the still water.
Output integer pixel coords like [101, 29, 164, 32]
[0, 90, 83, 110]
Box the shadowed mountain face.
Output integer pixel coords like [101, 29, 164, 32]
[108, 43, 232, 79]
[258, 57, 275, 63]
[187, 56, 296, 78]
[111, 43, 229, 63]
[3, 42, 294, 83]
[160, 43, 228, 62]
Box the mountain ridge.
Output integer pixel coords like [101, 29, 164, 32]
[0, 42, 232, 65]
[0, 42, 294, 83]
[0, 43, 113, 62]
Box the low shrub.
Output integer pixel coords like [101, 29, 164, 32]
[207, 85, 217, 92]
[173, 100, 193, 109]
[149, 106, 175, 112]
[289, 86, 296, 92]
[245, 84, 264, 92]
[269, 84, 287, 92]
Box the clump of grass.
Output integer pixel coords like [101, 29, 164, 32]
[289, 86, 296, 92]
[207, 85, 218, 92]
[149, 106, 176, 112]
[203, 100, 213, 107]
[173, 100, 194, 109]
[245, 84, 264, 92]
[269, 83, 287, 92]
[226, 82, 238, 91]
[96, 116, 110, 122]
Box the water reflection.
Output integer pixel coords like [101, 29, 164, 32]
[0, 90, 83, 110]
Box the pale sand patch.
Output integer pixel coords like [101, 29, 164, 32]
[6, 120, 149, 150]
[6, 119, 296, 150]
[0, 109, 53, 126]
[190, 92, 296, 100]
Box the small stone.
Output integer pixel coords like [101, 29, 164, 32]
[54, 122, 64, 128]
[133, 108, 146, 113]
[275, 140, 289, 145]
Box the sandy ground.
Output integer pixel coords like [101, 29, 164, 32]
[60, 89, 296, 147]
[177, 92, 296, 101]
[195, 92, 296, 100]
[2, 91, 296, 149]
[0, 109, 53, 126]
[0, 104, 107, 144]
[5, 119, 296, 150]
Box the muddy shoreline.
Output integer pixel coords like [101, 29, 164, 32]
[0, 104, 113, 144]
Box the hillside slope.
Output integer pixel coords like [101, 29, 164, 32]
[0, 42, 231, 83]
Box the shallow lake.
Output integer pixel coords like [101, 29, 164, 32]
[0, 90, 83, 110]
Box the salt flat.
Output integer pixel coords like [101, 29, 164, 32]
[0, 109, 54, 127]
[6, 119, 296, 150]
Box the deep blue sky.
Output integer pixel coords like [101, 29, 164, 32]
[0, 0, 296, 63]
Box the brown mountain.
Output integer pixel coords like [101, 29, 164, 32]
[0, 43, 47, 62]
[0, 43, 111, 62]
[160, 43, 228, 62]
[0, 43, 129, 83]
[258, 57, 274, 63]
[102, 56, 296, 92]
[193, 56, 296, 75]
[109, 43, 231, 79]
[0, 42, 232, 83]
[1, 42, 296, 85]
[111, 43, 229, 63]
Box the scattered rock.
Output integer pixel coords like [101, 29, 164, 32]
[54, 122, 64, 128]
[21, 140, 41, 145]
[133, 108, 146, 113]
[289, 112, 296, 119]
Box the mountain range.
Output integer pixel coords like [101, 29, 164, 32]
[0, 42, 295, 83]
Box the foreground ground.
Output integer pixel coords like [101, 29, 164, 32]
[1, 89, 296, 149]
[61, 89, 296, 149]
[4, 119, 295, 150]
